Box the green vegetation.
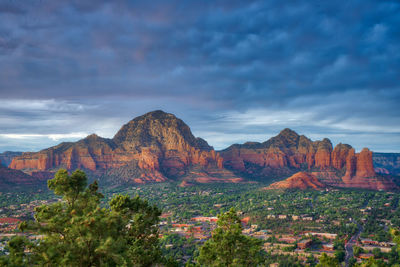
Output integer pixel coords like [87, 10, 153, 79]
[1, 170, 400, 266]
[1, 169, 164, 267]
[316, 252, 339, 267]
[196, 208, 264, 266]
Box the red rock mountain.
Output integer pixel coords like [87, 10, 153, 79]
[220, 129, 396, 190]
[7, 112, 397, 191]
[267, 172, 326, 190]
[9, 111, 237, 185]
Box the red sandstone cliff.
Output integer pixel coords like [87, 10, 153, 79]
[10, 111, 230, 185]
[8, 113, 397, 190]
[221, 129, 396, 190]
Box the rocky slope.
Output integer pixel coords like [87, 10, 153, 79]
[10, 110, 235, 185]
[220, 129, 396, 190]
[373, 153, 400, 176]
[267, 172, 326, 190]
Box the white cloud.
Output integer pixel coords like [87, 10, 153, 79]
[0, 99, 88, 112]
[0, 132, 88, 141]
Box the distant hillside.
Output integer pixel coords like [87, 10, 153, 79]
[0, 151, 22, 167]
[373, 153, 400, 176]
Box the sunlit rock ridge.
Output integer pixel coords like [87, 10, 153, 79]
[7, 110, 397, 191]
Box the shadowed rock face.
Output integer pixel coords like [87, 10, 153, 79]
[9, 110, 226, 184]
[221, 129, 395, 190]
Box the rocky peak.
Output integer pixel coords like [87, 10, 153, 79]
[77, 134, 116, 149]
[113, 110, 212, 152]
[264, 128, 300, 149]
[316, 138, 333, 151]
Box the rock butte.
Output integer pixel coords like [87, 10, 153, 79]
[220, 128, 396, 190]
[6, 111, 397, 191]
[267, 172, 326, 190]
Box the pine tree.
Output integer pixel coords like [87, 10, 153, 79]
[2, 169, 163, 267]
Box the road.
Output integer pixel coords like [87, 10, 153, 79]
[345, 224, 361, 266]
[344, 197, 370, 266]
[345, 223, 363, 267]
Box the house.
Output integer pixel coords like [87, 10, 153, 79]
[361, 246, 392, 253]
[241, 217, 251, 225]
[278, 237, 297, 244]
[322, 244, 334, 251]
[360, 238, 379, 246]
[191, 216, 218, 223]
[358, 253, 374, 259]
[297, 239, 312, 249]
[0, 218, 21, 225]
[310, 232, 337, 240]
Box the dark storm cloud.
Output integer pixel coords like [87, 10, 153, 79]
[0, 0, 399, 152]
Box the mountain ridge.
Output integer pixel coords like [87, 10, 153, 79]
[6, 110, 398, 191]
[9, 111, 227, 186]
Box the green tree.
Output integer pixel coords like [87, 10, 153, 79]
[334, 250, 345, 263]
[0, 236, 31, 267]
[358, 257, 386, 267]
[3, 169, 163, 267]
[353, 246, 364, 257]
[390, 228, 400, 266]
[196, 208, 264, 266]
[316, 252, 339, 267]
[372, 248, 382, 259]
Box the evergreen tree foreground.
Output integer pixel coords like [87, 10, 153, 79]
[0, 169, 163, 267]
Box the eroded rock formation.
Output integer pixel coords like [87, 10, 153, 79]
[10, 111, 229, 184]
[8, 112, 397, 190]
[221, 129, 396, 190]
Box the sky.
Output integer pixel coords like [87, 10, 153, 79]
[0, 0, 399, 153]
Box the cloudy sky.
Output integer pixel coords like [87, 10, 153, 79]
[0, 0, 399, 152]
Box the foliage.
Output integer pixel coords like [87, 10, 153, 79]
[1, 169, 163, 267]
[334, 250, 345, 262]
[196, 208, 264, 266]
[316, 253, 339, 267]
[159, 233, 198, 265]
[353, 246, 364, 257]
[0, 236, 31, 267]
